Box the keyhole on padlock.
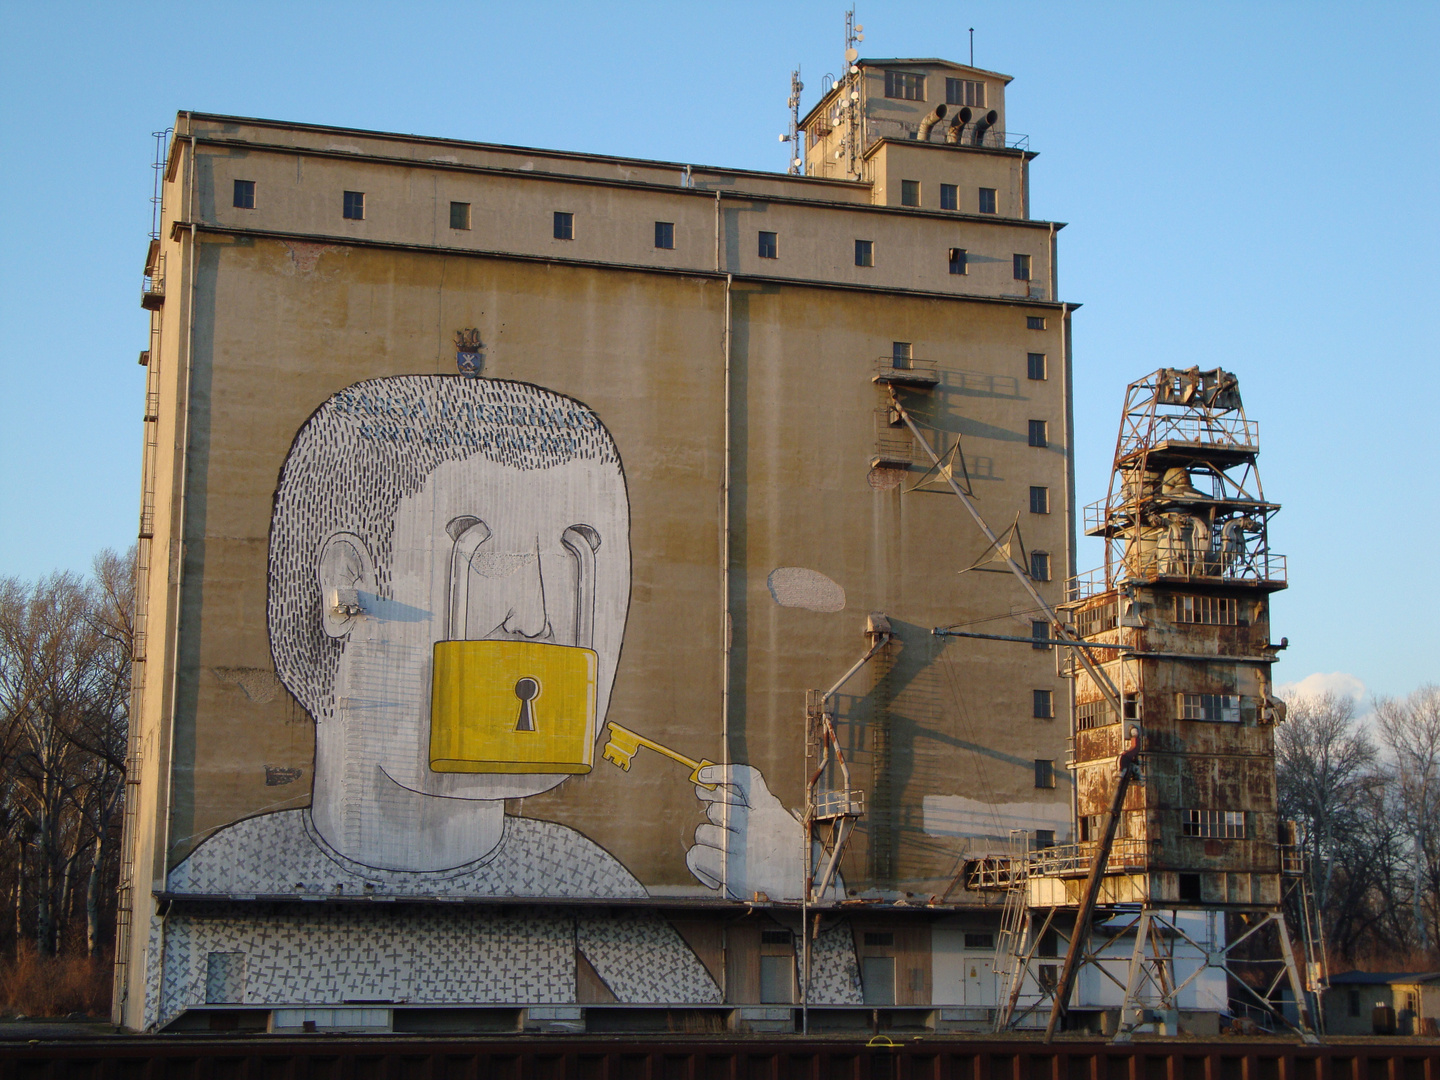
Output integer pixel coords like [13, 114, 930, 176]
[514, 677, 539, 732]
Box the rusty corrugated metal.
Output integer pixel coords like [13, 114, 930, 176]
[2, 1034, 1438, 1080]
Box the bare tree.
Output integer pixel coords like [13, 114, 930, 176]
[1275, 691, 1395, 961]
[0, 549, 132, 958]
[1276, 692, 1376, 910]
[77, 549, 132, 956]
[0, 571, 95, 953]
[1375, 685, 1440, 953]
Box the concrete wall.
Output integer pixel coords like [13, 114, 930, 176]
[803, 60, 1014, 186]
[117, 109, 1075, 1029]
[868, 142, 1029, 219]
[192, 124, 1054, 301]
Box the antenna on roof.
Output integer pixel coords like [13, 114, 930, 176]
[969, 28, 975, 67]
[781, 67, 805, 175]
[844, 5, 864, 68]
[838, 6, 864, 180]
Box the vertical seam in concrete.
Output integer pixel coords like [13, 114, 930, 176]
[159, 130, 200, 880]
[720, 271, 733, 899]
[1062, 302, 1079, 836]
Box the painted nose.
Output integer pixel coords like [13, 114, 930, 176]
[499, 549, 550, 639]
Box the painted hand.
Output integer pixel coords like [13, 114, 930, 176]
[686, 764, 804, 901]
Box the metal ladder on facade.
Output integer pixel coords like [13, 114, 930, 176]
[1295, 854, 1329, 1035]
[992, 831, 1032, 1030]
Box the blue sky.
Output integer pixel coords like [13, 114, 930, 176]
[1, 1, 1436, 700]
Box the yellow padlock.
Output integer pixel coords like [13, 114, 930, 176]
[429, 640, 597, 774]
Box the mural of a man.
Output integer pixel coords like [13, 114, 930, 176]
[173, 377, 650, 891]
[165, 375, 858, 1011]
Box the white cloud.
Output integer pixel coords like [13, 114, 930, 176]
[1276, 671, 1367, 703]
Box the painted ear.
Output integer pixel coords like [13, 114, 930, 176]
[317, 532, 375, 639]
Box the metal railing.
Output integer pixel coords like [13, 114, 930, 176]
[1082, 501, 1109, 536]
[873, 119, 1030, 152]
[1280, 843, 1305, 876]
[1118, 413, 1258, 460]
[812, 789, 865, 819]
[1068, 550, 1286, 601]
[967, 838, 1152, 890]
[1028, 838, 1150, 878]
[954, 129, 1029, 151]
[1066, 566, 1111, 603]
[1136, 548, 1287, 588]
[873, 355, 938, 383]
[873, 408, 914, 464]
[142, 253, 166, 307]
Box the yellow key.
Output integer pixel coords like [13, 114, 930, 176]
[602, 722, 717, 790]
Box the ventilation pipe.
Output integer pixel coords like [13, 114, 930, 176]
[972, 108, 998, 146]
[945, 106, 972, 144]
[917, 103, 947, 141]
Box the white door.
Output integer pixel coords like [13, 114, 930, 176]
[965, 957, 996, 1006]
[930, 927, 966, 1005]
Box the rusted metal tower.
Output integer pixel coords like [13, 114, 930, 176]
[980, 367, 1320, 1042]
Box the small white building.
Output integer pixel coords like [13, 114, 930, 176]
[1323, 971, 1440, 1036]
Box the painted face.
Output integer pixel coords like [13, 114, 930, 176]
[329, 454, 630, 801]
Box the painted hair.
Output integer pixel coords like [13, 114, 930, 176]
[268, 376, 621, 721]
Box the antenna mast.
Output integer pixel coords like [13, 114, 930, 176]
[839, 7, 864, 180]
[784, 67, 804, 175]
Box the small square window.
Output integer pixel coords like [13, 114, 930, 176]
[654, 221, 674, 249]
[1030, 551, 1051, 581]
[1028, 352, 1047, 380]
[948, 248, 967, 275]
[1028, 420, 1048, 448]
[891, 341, 912, 370]
[1180, 693, 1245, 723]
[1014, 254, 1032, 281]
[1030, 486, 1050, 514]
[1031, 620, 1049, 650]
[450, 202, 471, 230]
[855, 239, 874, 267]
[884, 71, 926, 101]
[964, 932, 995, 949]
[233, 179, 255, 209]
[1182, 808, 1246, 839]
[940, 184, 958, 210]
[900, 180, 920, 207]
[1178, 873, 1203, 902]
[1034, 756, 1055, 784]
[978, 188, 997, 214]
[553, 211, 574, 240]
[758, 231, 778, 259]
[946, 78, 987, 108]
[343, 191, 365, 220]
[1033, 689, 1054, 719]
[863, 931, 895, 947]
[1027, 316, 1047, 330]
[1083, 813, 1130, 842]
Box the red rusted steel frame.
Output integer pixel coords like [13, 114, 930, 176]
[1043, 750, 1140, 1042]
[2, 1035, 1437, 1080]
